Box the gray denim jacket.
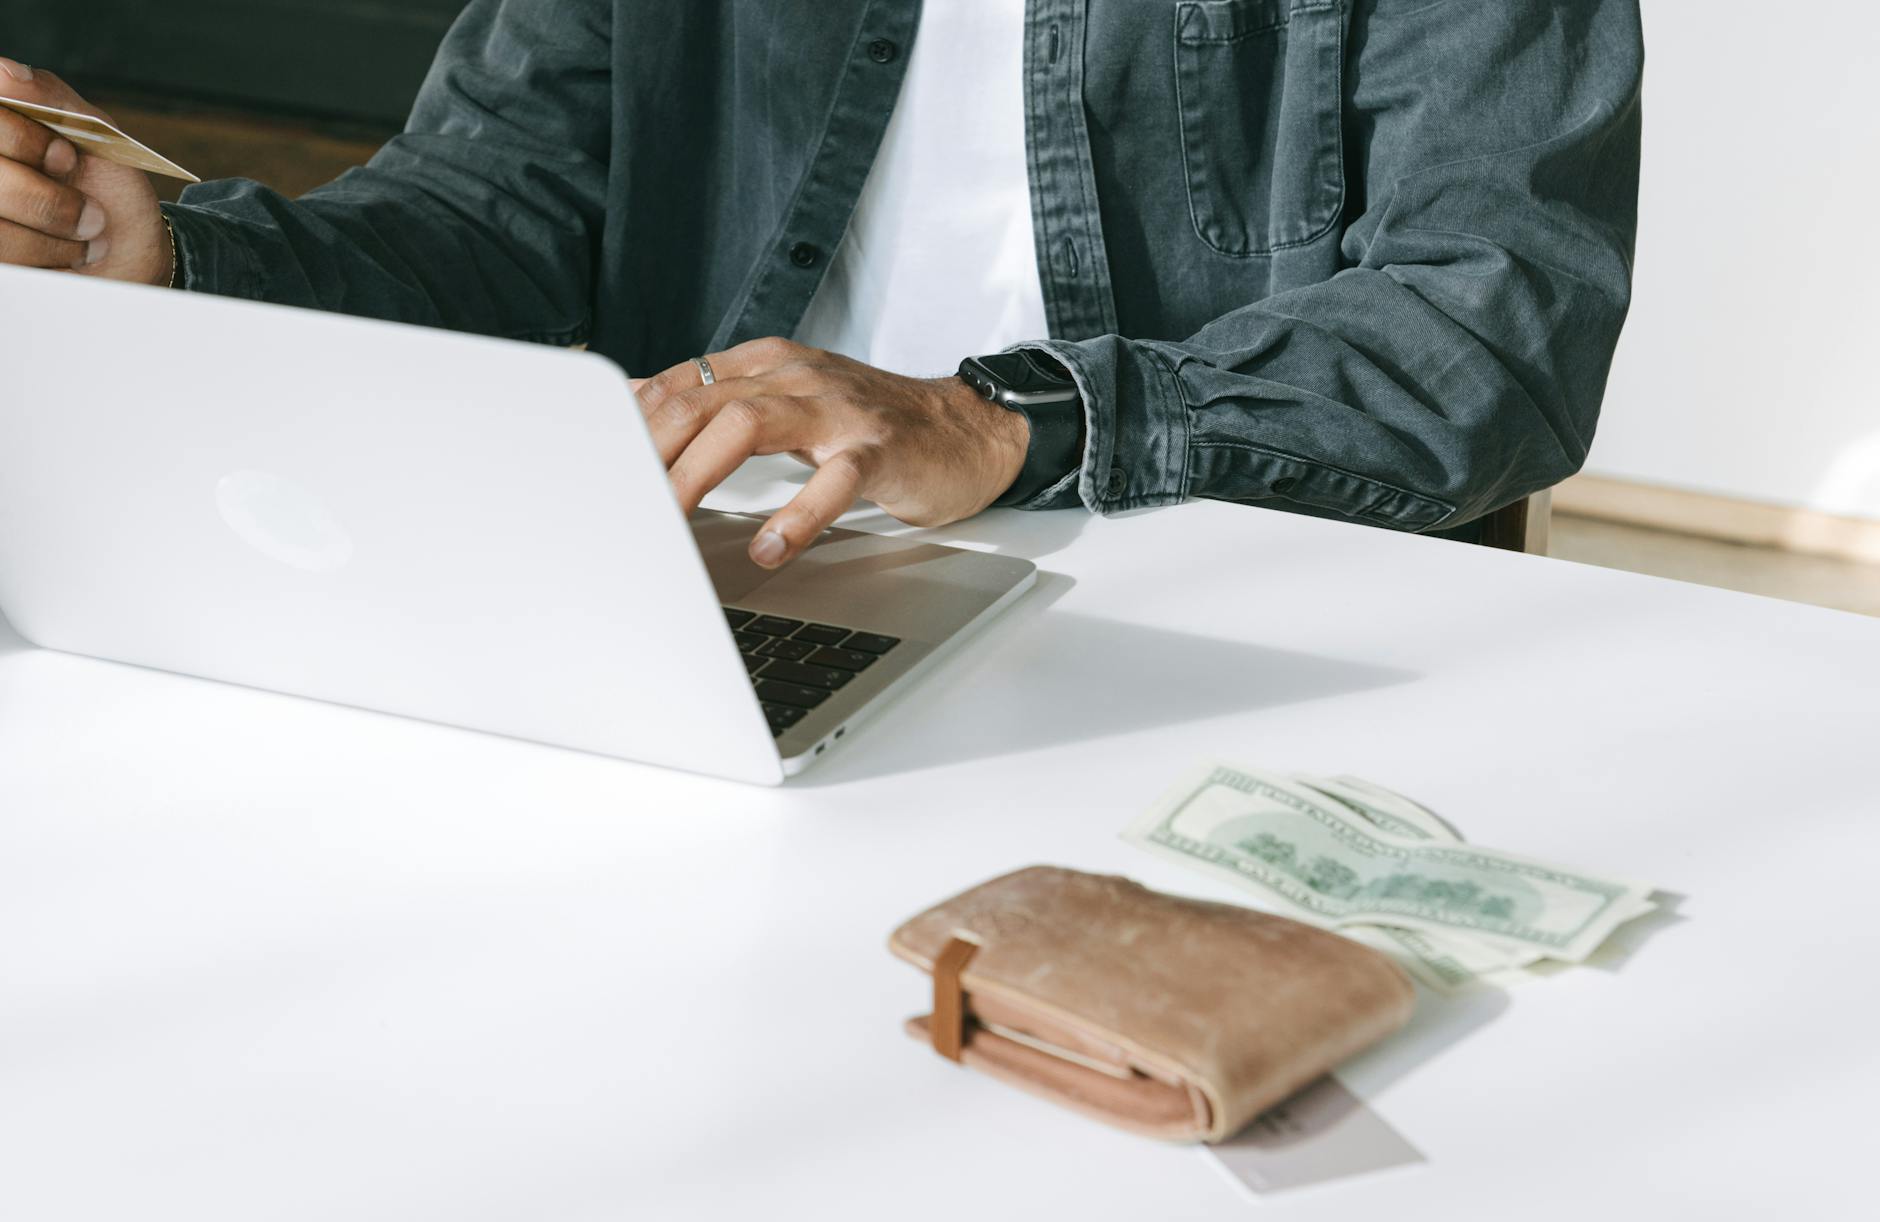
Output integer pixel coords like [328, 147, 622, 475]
[165, 0, 1642, 529]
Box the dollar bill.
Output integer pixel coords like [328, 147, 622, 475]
[1296, 774, 1660, 987]
[1124, 764, 1656, 969]
[1348, 925, 1544, 990]
[1294, 774, 1461, 843]
[1291, 775, 1549, 988]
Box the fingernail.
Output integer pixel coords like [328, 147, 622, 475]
[0, 57, 33, 82]
[75, 200, 106, 241]
[84, 238, 109, 267]
[750, 530, 787, 568]
[44, 137, 77, 176]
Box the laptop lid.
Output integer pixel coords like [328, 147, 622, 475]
[0, 265, 783, 785]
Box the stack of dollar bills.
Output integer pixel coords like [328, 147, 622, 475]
[1122, 764, 1659, 992]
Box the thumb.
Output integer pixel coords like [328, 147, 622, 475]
[0, 58, 118, 125]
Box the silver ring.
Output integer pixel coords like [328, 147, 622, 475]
[694, 355, 716, 386]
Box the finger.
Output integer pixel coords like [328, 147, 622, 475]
[634, 336, 806, 414]
[0, 216, 88, 268]
[0, 68, 113, 185]
[750, 450, 872, 569]
[0, 108, 70, 177]
[633, 358, 710, 414]
[0, 156, 100, 240]
[0, 65, 114, 123]
[667, 396, 819, 514]
[644, 375, 776, 467]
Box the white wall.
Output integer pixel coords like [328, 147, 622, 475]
[1586, 0, 1880, 521]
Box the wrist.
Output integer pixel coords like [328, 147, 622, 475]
[956, 349, 1084, 509]
[986, 379, 1032, 495]
[938, 374, 1030, 505]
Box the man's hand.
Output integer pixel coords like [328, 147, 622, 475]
[633, 338, 1030, 569]
[0, 57, 168, 285]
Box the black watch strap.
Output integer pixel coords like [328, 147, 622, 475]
[993, 396, 1083, 507]
[961, 350, 1085, 508]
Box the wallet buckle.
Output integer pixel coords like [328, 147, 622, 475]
[931, 935, 981, 1062]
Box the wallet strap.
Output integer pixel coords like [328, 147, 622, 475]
[931, 936, 981, 1062]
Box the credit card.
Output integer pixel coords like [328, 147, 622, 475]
[0, 97, 200, 182]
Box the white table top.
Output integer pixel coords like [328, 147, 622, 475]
[5, 460, 1877, 1219]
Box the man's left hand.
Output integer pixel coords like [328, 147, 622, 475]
[632, 338, 1030, 569]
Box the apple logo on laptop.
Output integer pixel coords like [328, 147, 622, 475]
[215, 470, 354, 574]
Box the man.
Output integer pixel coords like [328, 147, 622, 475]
[0, 1, 1642, 571]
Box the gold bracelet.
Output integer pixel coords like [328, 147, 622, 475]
[162, 214, 180, 289]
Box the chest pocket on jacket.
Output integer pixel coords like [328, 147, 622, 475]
[1174, 0, 1345, 257]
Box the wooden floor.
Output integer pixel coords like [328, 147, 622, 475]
[99, 95, 389, 203]
[99, 98, 1880, 618]
[1552, 515, 1880, 617]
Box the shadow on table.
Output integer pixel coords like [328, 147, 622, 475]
[1206, 985, 1508, 1195]
[0, 607, 28, 658]
[1340, 900, 1692, 1105]
[1342, 979, 1511, 1104]
[802, 571, 1420, 786]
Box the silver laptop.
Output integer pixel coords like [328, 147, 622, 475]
[0, 265, 1035, 784]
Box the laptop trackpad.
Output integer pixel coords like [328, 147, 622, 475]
[691, 509, 775, 603]
[691, 508, 923, 607]
[691, 508, 999, 637]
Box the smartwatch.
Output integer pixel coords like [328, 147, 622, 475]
[958, 350, 1085, 507]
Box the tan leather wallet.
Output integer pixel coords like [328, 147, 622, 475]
[889, 866, 1415, 1142]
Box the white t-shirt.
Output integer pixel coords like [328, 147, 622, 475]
[793, 2, 1048, 376]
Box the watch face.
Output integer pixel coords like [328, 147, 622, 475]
[970, 350, 1074, 394]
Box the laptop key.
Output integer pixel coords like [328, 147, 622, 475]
[763, 702, 807, 735]
[748, 615, 805, 637]
[755, 679, 830, 710]
[759, 660, 853, 690]
[792, 623, 850, 646]
[743, 654, 769, 676]
[724, 607, 756, 629]
[756, 637, 817, 662]
[806, 646, 876, 672]
[733, 629, 768, 653]
[843, 632, 900, 654]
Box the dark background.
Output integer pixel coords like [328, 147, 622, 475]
[6, 0, 467, 126]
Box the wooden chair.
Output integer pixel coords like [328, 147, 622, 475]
[1475, 489, 1552, 555]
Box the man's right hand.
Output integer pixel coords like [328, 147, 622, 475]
[0, 57, 169, 285]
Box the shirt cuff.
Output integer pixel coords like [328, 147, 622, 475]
[1007, 337, 1192, 514]
[160, 201, 263, 300]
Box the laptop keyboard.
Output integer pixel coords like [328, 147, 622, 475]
[723, 607, 901, 738]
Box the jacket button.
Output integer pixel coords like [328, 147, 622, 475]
[789, 242, 822, 268]
[1270, 476, 1298, 495]
[1105, 467, 1127, 499]
[868, 39, 898, 64]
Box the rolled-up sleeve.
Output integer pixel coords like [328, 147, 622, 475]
[1023, 0, 1643, 529]
[164, 0, 612, 346]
